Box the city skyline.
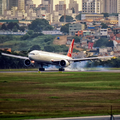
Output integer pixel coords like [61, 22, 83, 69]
[32, 0, 82, 10]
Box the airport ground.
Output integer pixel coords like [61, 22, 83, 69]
[0, 69, 120, 120]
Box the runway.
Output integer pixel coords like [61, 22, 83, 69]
[25, 115, 120, 120]
[1, 69, 120, 73]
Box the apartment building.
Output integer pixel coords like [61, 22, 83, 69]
[41, 0, 53, 13]
[82, 0, 102, 14]
[69, 23, 85, 35]
[103, 0, 117, 14]
[0, 0, 7, 15]
[69, 0, 79, 13]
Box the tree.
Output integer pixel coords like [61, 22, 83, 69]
[60, 23, 69, 34]
[19, 26, 26, 32]
[7, 22, 19, 30]
[28, 18, 53, 32]
[21, 34, 30, 40]
[44, 45, 55, 52]
[73, 36, 81, 43]
[43, 25, 53, 30]
[102, 13, 109, 17]
[1, 24, 7, 30]
[75, 14, 81, 20]
[30, 45, 41, 51]
[27, 30, 34, 35]
[94, 38, 113, 47]
[101, 23, 108, 28]
[59, 15, 73, 22]
[12, 25, 18, 32]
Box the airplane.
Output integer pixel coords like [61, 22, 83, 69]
[1, 39, 115, 71]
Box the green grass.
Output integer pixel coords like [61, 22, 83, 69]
[0, 72, 120, 120]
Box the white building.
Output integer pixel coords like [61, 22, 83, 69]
[0, 0, 7, 16]
[82, 0, 102, 13]
[118, 14, 120, 27]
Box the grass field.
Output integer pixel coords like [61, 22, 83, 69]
[0, 72, 120, 120]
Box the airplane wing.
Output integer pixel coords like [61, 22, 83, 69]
[1, 53, 29, 60]
[67, 56, 115, 62]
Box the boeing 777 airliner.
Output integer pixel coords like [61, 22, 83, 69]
[1, 39, 114, 71]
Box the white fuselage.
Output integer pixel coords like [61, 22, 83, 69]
[28, 50, 71, 64]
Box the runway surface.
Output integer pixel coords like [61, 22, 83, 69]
[1, 69, 120, 73]
[24, 115, 120, 120]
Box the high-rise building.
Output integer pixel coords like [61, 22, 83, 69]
[69, 0, 79, 13]
[18, 0, 25, 11]
[82, 0, 102, 14]
[55, 1, 65, 15]
[117, 0, 120, 13]
[102, 0, 117, 14]
[25, 0, 33, 6]
[9, 0, 18, 10]
[6, 0, 9, 10]
[41, 0, 53, 13]
[0, 0, 7, 15]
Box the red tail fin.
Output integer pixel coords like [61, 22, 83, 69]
[67, 39, 74, 57]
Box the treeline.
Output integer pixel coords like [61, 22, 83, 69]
[94, 38, 114, 47]
[0, 18, 53, 32]
[1, 22, 26, 32]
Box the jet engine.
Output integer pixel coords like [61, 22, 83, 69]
[24, 59, 31, 66]
[59, 60, 70, 67]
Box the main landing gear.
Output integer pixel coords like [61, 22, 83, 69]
[39, 64, 45, 71]
[59, 68, 65, 71]
[39, 68, 45, 71]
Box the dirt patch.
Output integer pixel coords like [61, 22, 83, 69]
[53, 36, 83, 51]
[53, 36, 67, 45]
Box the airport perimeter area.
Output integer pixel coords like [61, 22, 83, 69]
[0, 70, 120, 120]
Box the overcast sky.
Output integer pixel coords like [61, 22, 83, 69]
[32, 0, 82, 10]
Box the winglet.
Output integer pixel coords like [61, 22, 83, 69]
[67, 39, 74, 57]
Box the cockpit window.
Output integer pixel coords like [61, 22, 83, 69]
[29, 53, 35, 55]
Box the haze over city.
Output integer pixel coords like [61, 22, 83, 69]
[33, 0, 82, 10]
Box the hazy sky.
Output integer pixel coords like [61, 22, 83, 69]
[32, 0, 82, 10]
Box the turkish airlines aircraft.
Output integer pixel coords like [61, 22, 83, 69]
[2, 39, 114, 71]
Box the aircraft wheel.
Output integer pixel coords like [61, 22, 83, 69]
[59, 68, 65, 71]
[39, 68, 45, 71]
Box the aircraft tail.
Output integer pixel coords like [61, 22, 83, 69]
[67, 39, 74, 57]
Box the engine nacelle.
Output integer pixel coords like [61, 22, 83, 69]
[24, 59, 31, 66]
[59, 60, 70, 67]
